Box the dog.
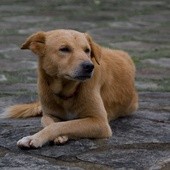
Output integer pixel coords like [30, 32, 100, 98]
[2, 29, 138, 148]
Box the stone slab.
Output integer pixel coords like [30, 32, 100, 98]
[0, 153, 82, 170]
[77, 148, 170, 169]
[142, 58, 170, 68]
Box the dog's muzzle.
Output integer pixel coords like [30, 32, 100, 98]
[81, 61, 94, 74]
[74, 61, 94, 81]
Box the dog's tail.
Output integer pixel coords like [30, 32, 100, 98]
[0, 102, 42, 119]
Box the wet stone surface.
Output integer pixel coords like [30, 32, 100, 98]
[0, 0, 170, 169]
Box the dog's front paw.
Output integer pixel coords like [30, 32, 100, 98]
[54, 136, 68, 144]
[17, 136, 43, 148]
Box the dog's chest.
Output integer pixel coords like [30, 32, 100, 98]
[63, 111, 78, 121]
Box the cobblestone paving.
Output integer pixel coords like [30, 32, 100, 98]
[0, 0, 170, 169]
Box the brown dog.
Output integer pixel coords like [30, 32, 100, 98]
[2, 29, 138, 148]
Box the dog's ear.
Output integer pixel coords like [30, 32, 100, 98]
[85, 33, 101, 65]
[21, 32, 46, 56]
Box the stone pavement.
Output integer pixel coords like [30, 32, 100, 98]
[0, 0, 170, 169]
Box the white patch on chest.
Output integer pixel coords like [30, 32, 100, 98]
[64, 112, 78, 121]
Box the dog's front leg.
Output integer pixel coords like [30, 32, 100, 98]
[17, 92, 112, 148]
[41, 114, 68, 144]
[17, 116, 112, 148]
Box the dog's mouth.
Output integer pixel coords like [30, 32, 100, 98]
[65, 68, 94, 81]
[74, 75, 92, 81]
[65, 74, 92, 81]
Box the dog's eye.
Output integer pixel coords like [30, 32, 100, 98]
[59, 47, 71, 53]
[84, 48, 90, 53]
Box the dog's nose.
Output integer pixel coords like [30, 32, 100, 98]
[81, 62, 94, 73]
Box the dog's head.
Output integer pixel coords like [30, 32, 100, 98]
[21, 29, 101, 81]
